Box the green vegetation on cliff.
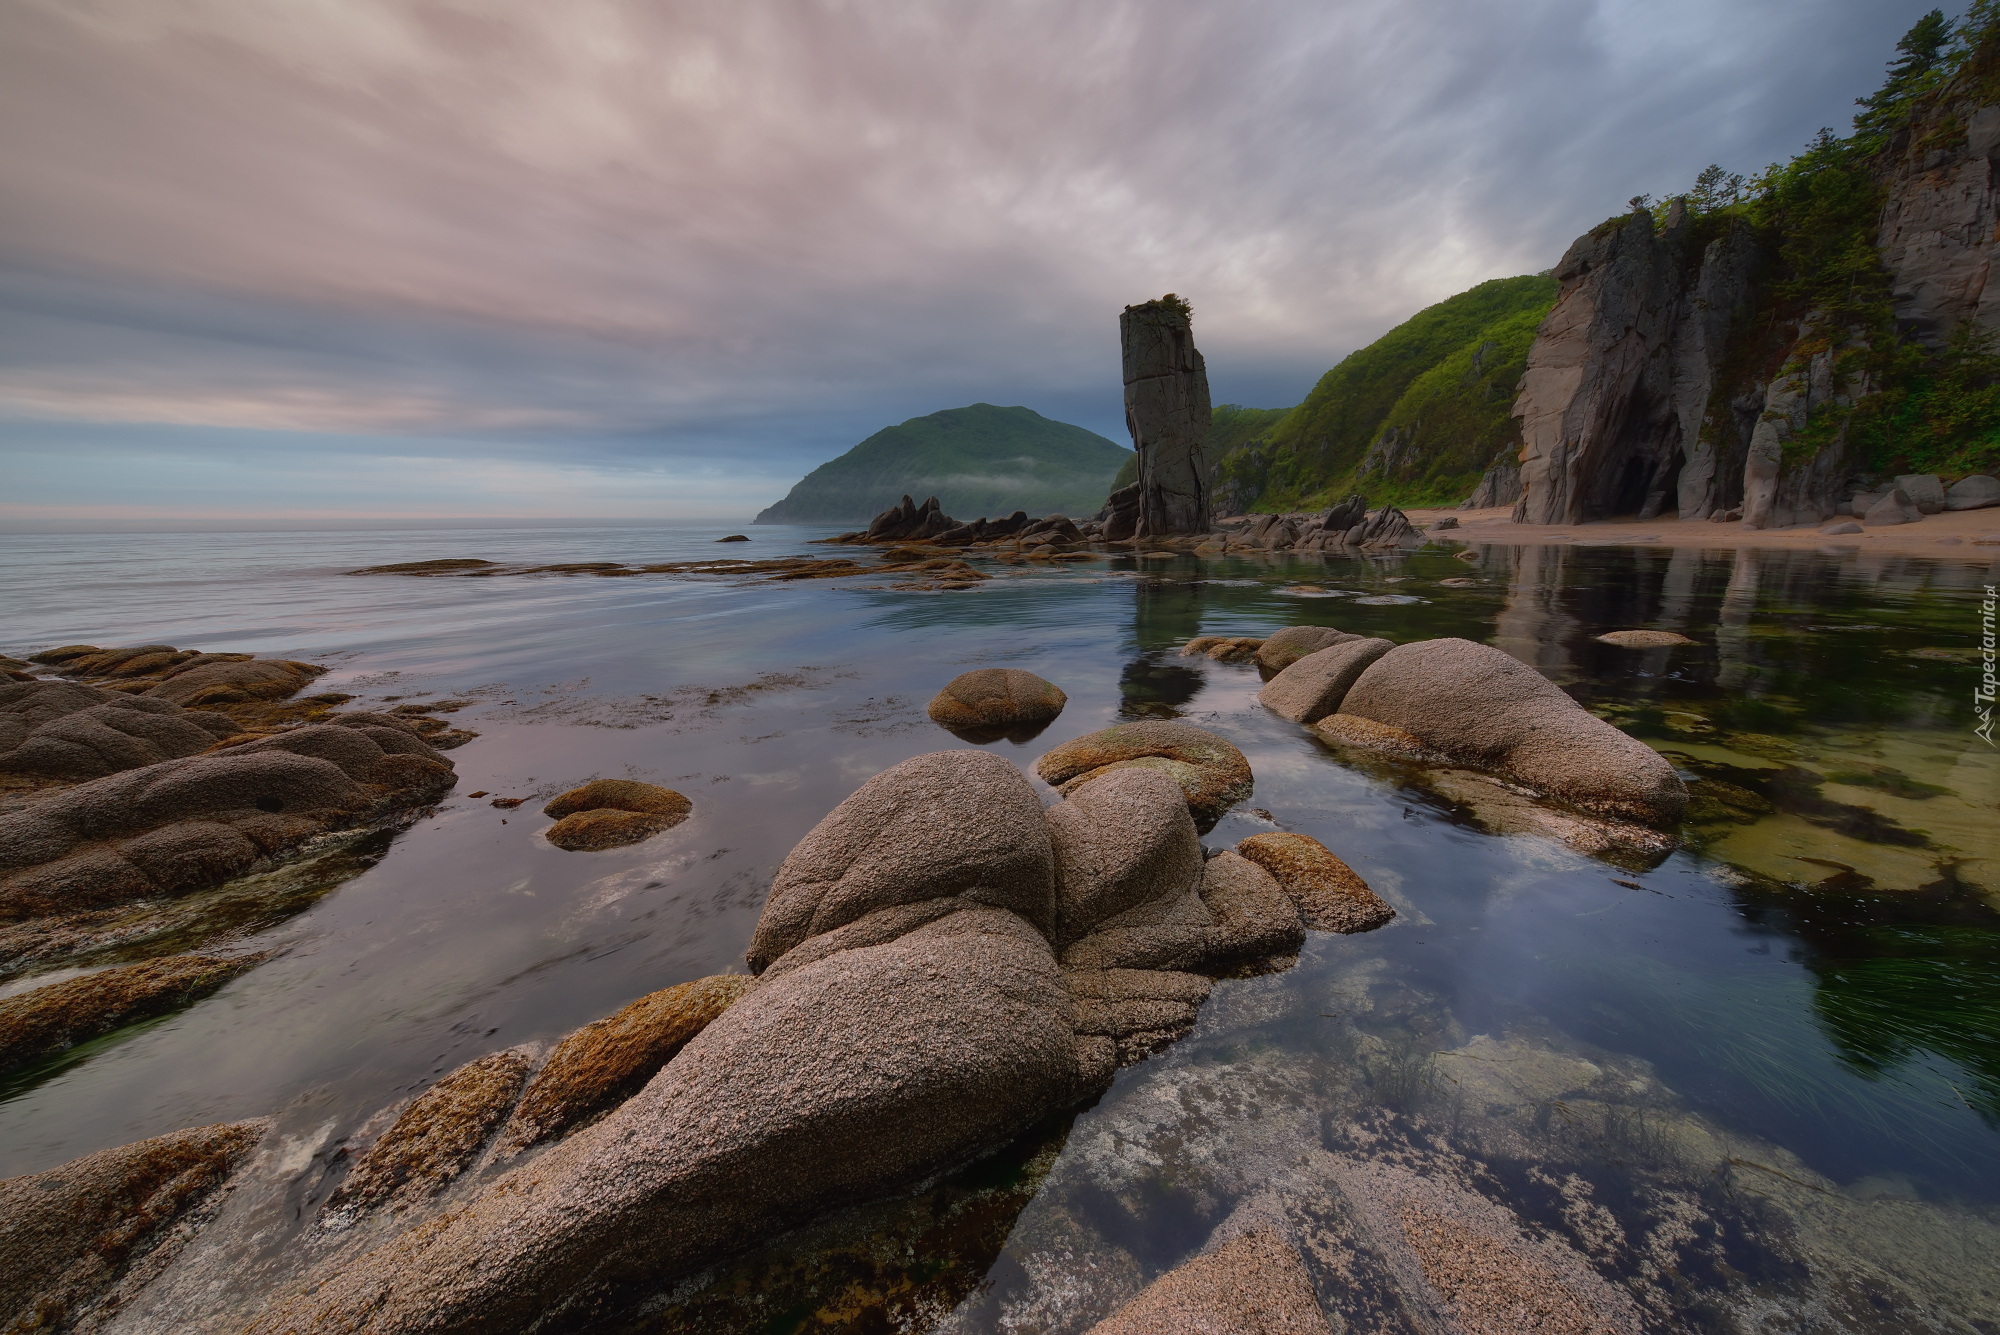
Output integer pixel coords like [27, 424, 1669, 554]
[756, 404, 1129, 524]
[1206, 275, 1557, 512]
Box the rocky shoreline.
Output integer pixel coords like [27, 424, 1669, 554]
[0, 620, 1712, 1332]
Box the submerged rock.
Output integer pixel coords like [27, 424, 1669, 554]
[1257, 638, 1394, 725]
[1594, 630, 1697, 648]
[0, 951, 267, 1074]
[1253, 625, 1354, 673]
[1340, 638, 1686, 827]
[541, 779, 692, 851]
[1234, 832, 1394, 934]
[925, 668, 1067, 740]
[498, 974, 755, 1152]
[324, 1050, 531, 1221]
[0, 1118, 267, 1332]
[1035, 720, 1254, 833]
[1086, 1228, 1326, 1335]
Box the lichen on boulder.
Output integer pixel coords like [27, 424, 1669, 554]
[1035, 720, 1253, 833]
[0, 1118, 267, 1332]
[323, 1050, 531, 1221]
[541, 779, 692, 851]
[498, 974, 755, 1152]
[925, 669, 1067, 741]
[1234, 832, 1394, 934]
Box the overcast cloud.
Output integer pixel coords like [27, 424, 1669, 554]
[0, 0, 1929, 525]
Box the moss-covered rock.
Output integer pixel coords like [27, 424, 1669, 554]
[0, 1119, 267, 1332]
[324, 1051, 531, 1219]
[1234, 832, 1394, 934]
[925, 669, 1067, 740]
[0, 952, 267, 1073]
[498, 974, 755, 1152]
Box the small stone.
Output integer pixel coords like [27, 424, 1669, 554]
[490, 797, 524, 809]
[1428, 515, 1460, 530]
[1234, 832, 1394, 933]
[716, 534, 750, 542]
[1818, 521, 1863, 536]
[1593, 630, 1697, 648]
[543, 779, 692, 821]
[926, 669, 1066, 739]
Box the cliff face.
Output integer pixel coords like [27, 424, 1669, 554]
[1511, 84, 2000, 528]
[1121, 297, 1213, 535]
[1511, 207, 1763, 525]
[1877, 105, 2000, 345]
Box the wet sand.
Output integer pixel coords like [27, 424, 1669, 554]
[1410, 505, 2000, 560]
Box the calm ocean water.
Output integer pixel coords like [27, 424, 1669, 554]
[2, 524, 1997, 1328]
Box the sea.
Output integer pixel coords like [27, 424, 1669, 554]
[2, 523, 1996, 1330]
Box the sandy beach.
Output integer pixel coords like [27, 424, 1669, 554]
[1407, 505, 2000, 561]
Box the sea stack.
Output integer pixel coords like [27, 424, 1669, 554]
[1121, 295, 1213, 536]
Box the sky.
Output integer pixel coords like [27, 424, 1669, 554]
[0, 0, 1935, 528]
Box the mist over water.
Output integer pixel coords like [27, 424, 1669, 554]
[2, 526, 1996, 1328]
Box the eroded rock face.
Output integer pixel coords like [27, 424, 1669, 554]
[0, 718, 454, 921]
[0, 1118, 267, 1332]
[1877, 102, 2000, 346]
[1086, 1228, 1327, 1335]
[1340, 638, 1686, 828]
[1122, 297, 1213, 536]
[249, 908, 1089, 1335]
[745, 749, 1055, 973]
[1258, 638, 1394, 725]
[498, 974, 755, 1152]
[1035, 720, 1253, 834]
[926, 669, 1067, 740]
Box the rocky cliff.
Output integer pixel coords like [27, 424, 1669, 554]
[1121, 295, 1213, 535]
[1510, 11, 2000, 529]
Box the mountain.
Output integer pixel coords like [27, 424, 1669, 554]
[1204, 276, 1559, 513]
[755, 404, 1130, 524]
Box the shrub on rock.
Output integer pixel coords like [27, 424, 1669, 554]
[1338, 638, 1686, 827]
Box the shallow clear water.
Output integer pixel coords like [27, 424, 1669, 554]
[2, 526, 1996, 1329]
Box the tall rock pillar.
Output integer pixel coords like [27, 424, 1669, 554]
[1121, 295, 1213, 536]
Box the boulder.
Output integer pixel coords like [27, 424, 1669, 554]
[1044, 767, 1204, 946]
[1313, 713, 1453, 765]
[925, 669, 1067, 740]
[1035, 720, 1253, 833]
[1862, 488, 1922, 526]
[0, 725, 454, 921]
[0, 681, 238, 782]
[745, 750, 1055, 972]
[249, 908, 1090, 1335]
[1193, 850, 1305, 969]
[498, 974, 755, 1152]
[1894, 473, 1947, 513]
[1253, 625, 1356, 673]
[1233, 833, 1394, 933]
[1946, 474, 2000, 510]
[1355, 505, 1421, 548]
[1257, 638, 1394, 724]
[1321, 493, 1367, 533]
[1593, 630, 1697, 648]
[324, 1051, 531, 1220]
[1428, 515, 1460, 530]
[0, 1119, 267, 1332]
[1086, 1229, 1326, 1335]
[541, 780, 693, 851]
[1339, 638, 1685, 827]
[0, 952, 267, 1073]
[144, 658, 327, 708]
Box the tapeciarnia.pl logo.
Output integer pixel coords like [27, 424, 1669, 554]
[1978, 583, 1997, 747]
